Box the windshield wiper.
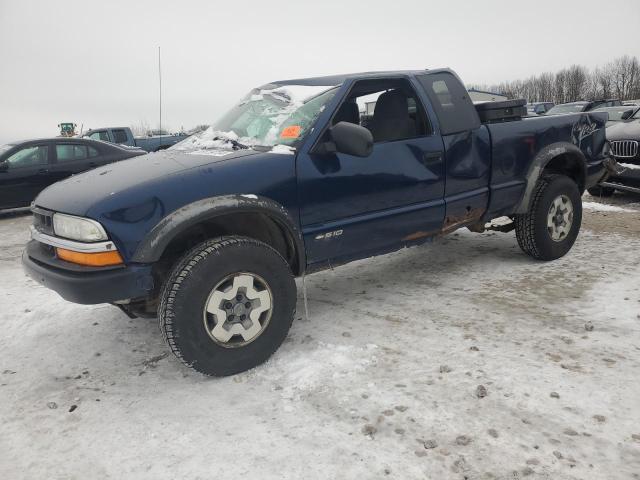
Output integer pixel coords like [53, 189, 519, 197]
[213, 136, 250, 150]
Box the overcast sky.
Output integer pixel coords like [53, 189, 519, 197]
[0, 0, 639, 144]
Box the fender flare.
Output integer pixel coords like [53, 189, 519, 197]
[513, 142, 587, 214]
[131, 194, 306, 273]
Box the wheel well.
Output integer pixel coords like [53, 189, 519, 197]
[154, 212, 301, 280]
[543, 153, 586, 193]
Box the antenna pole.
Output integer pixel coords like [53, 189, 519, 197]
[158, 46, 162, 146]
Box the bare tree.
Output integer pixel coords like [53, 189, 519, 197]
[467, 55, 640, 103]
[130, 120, 151, 137]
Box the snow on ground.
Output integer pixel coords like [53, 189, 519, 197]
[582, 201, 637, 213]
[1, 195, 640, 479]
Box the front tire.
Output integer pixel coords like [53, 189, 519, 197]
[159, 236, 296, 376]
[514, 174, 582, 260]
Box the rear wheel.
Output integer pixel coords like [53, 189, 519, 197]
[514, 174, 582, 260]
[159, 236, 296, 376]
[587, 185, 615, 197]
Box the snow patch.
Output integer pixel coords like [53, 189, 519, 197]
[258, 342, 377, 400]
[620, 162, 640, 170]
[270, 145, 295, 155]
[582, 201, 637, 213]
[168, 129, 238, 156]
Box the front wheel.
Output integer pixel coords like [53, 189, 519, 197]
[514, 174, 582, 261]
[159, 236, 297, 376]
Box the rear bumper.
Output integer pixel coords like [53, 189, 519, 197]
[22, 242, 154, 305]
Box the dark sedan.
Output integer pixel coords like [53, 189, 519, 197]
[0, 137, 146, 209]
[589, 106, 640, 196]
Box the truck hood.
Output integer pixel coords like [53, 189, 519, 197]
[34, 148, 262, 215]
[606, 120, 640, 141]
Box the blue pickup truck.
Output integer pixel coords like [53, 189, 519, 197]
[81, 127, 189, 152]
[23, 69, 613, 376]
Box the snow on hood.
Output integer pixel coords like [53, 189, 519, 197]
[169, 129, 242, 156]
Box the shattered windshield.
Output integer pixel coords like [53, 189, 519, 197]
[171, 84, 337, 155]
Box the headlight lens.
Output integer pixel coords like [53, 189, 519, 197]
[52, 213, 108, 242]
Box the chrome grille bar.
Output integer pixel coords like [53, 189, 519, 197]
[610, 140, 638, 158]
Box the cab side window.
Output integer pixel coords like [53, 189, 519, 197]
[112, 129, 128, 144]
[331, 78, 431, 143]
[5, 145, 48, 168]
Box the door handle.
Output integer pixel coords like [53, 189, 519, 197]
[38, 168, 49, 174]
[421, 151, 443, 167]
[423, 152, 442, 161]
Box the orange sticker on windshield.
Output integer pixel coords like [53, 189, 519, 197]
[280, 125, 301, 139]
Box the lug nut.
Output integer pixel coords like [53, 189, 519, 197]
[228, 314, 235, 321]
[245, 302, 251, 308]
[236, 294, 243, 301]
[225, 302, 233, 309]
[240, 314, 246, 320]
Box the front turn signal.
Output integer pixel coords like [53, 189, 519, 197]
[56, 248, 124, 267]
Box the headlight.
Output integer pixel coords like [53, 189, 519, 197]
[53, 213, 108, 242]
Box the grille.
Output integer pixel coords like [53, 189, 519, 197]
[610, 140, 639, 159]
[32, 207, 54, 235]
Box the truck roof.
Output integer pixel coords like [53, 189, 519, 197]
[271, 69, 435, 87]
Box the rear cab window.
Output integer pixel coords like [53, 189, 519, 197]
[416, 72, 480, 135]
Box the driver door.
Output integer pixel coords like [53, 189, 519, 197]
[297, 78, 446, 267]
[0, 143, 51, 208]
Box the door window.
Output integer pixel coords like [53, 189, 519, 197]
[56, 144, 89, 162]
[89, 131, 110, 142]
[331, 78, 431, 143]
[5, 145, 48, 168]
[112, 129, 128, 144]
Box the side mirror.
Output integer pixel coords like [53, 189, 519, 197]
[319, 122, 373, 157]
[0, 161, 8, 172]
[621, 110, 633, 120]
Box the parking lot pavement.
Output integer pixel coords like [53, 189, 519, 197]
[1, 195, 640, 480]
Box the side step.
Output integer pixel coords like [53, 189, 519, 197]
[601, 181, 640, 195]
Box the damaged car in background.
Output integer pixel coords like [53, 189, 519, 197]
[589, 105, 640, 196]
[23, 68, 615, 376]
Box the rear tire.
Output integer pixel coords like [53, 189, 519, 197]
[514, 174, 582, 260]
[159, 236, 296, 376]
[587, 185, 615, 197]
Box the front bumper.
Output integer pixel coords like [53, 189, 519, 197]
[601, 156, 640, 193]
[22, 241, 154, 305]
